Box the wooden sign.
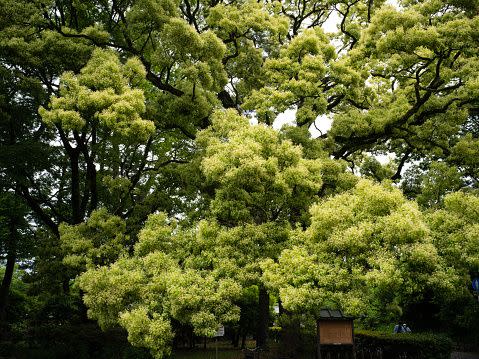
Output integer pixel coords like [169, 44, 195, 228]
[319, 320, 353, 345]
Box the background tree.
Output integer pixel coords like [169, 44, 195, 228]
[425, 191, 479, 338]
[1, 0, 479, 355]
[262, 180, 461, 326]
[0, 192, 29, 327]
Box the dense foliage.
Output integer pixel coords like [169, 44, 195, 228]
[1, 0, 478, 357]
[262, 180, 460, 324]
[355, 330, 453, 359]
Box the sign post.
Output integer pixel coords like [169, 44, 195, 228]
[317, 309, 355, 359]
[214, 325, 225, 359]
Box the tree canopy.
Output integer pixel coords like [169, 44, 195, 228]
[1, 0, 479, 356]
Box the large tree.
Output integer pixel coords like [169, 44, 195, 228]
[262, 180, 460, 325]
[1, 0, 479, 354]
[76, 109, 348, 354]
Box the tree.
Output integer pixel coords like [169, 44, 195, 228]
[326, 1, 479, 191]
[2, 0, 479, 354]
[196, 109, 327, 347]
[77, 213, 241, 359]
[425, 191, 479, 335]
[77, 109, 355, 353]
[0, 50, 48, 326]
[262, 180, 459, 326]
[0, 192, 29, 326]
[59, 208, 130, 273]
[427, 192, 479, 277]
[38, 48, 154, 223]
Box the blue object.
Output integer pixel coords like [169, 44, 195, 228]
[393, 324, 411, 334]
[473, 278, 479, 292]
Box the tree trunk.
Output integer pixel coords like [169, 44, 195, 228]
[256, 286, 269, 348]
[70, 150, 82, 224]
[316, 320, 322, 359]
[232, 329, 239, 348]
[0, 223, 16, 327]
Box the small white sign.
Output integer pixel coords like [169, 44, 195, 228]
[215, 325, 225, 337]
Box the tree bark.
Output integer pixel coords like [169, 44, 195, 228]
[0, 250, 15, 324]
[232, 329, 239, 348]
[70, 150, 82, 224]
[256, 286, 269, 348]
[0, 222, 16, 327]
[316, 320, 322, 359]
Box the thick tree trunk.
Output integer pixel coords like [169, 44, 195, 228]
[62, 278, 70, 295]
[241, 333, 247, 349]
[80, 124, 98, 216]
[256, 286, 269, 348]
[0, 224, 16, 326]
[86, 157, 97, 214]
[0, 251, 15, 323]
[232, 329, 239, 348]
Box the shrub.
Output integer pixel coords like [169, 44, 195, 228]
[355, 330, 452, 359]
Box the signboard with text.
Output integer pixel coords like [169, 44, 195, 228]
[319, 321, 353, 345]
[215, 325, 225, 337]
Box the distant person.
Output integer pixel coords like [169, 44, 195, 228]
[393, 323, 411, 333]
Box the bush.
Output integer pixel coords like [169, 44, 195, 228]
[355, 330, 452, 359]
[0, 323, 152, 359]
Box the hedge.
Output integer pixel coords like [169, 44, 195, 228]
[355, 330, 453, 359]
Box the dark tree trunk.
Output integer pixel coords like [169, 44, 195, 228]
[0, 222, 16, 326]
[80, 124, 98, 216]
[316, 320, 322, 359]
[0, 250, 15, 323]
[70, 150, 82, 224]
[256, 286, 269, 348]
[62, 278, 70, 295]
[232, 329, 240, 348]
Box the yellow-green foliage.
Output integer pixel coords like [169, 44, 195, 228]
[78, 212, 241, 358]
[60, 208, 129, 271]
[427, 192, 479, 274]
[262, 180, 457, 323]
[39, 49, 154, 141]
[78, 110, 334, 357]
[197, 109, 323, 224]
[244, 27, 363, 127]
[329, 0, 479, 155]
[119, 307, 174, 359]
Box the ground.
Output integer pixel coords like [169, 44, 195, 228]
[452, 353, 479, 359]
